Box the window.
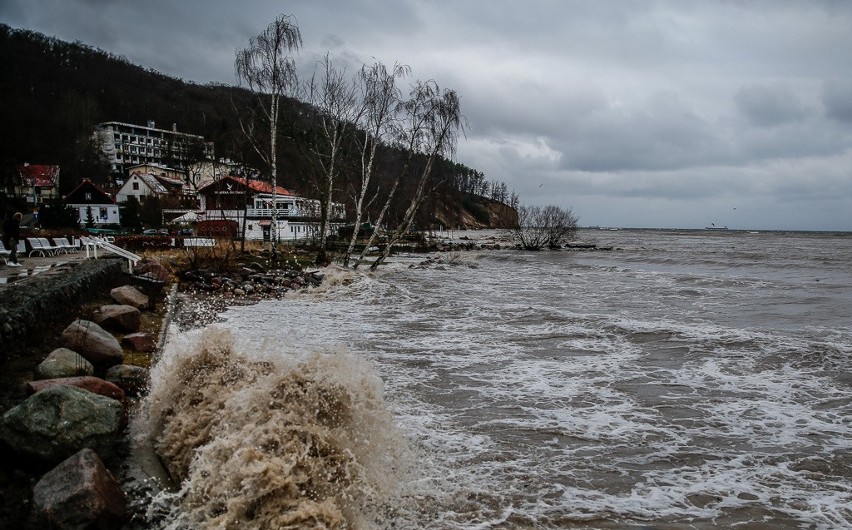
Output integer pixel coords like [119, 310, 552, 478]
[132, 182, 140, 191]
[99, 208, 108, 220]
[85, 192, 92, 201]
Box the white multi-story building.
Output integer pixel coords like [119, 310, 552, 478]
[95, 121, 213, 175]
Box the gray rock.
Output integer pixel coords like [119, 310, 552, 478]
[110, 285, 149, 309]
[61, 320, 124, 367]
[121, 332, 157, 353]
[0, 385, 123, 463]
[95, 304, 141, 333]
[105, 364, 149, 397]
[35, 348, 94, 380]
[32, 448, 127, 529]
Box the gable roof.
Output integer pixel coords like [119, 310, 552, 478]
[152, 174, 186, 192]
[137, 173, 169, 194]
[17, 164, 60, 187]
[64, 179, 115, 205]
[198, 175, 294, 196]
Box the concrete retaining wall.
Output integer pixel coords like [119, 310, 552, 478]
[0, 259, 125, 359]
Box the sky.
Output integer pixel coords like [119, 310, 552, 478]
[2, 0, 851, 231]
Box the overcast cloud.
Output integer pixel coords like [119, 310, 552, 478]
[2, 0, 851, 230]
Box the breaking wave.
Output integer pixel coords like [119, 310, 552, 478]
[141, 328, 406, 529]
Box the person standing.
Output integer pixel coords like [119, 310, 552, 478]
[2, 212, 23, 267]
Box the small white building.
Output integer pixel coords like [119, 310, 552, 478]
[116, 172, 171, 203]
[64, 179, 121, 226]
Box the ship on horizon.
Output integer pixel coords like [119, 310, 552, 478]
[705, 222, 728, 230]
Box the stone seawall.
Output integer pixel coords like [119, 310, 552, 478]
[0, 259, 125, 359]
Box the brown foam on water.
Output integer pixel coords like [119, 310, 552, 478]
[143, 328, 405, 528]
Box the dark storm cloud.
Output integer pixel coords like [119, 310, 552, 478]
[734, 83, 806, 128]
[822, 80, 852, 123]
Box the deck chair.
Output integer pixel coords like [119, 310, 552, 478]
[27, 237, 60, 257]
[0, 240, 10, 264]
[52, 237, 76, 254]
[80, 236, 99, 258]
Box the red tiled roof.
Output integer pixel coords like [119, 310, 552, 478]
[197, 174, 295, 196]
[17, 164, 59, 187]
[239, 176, 294, 196]
[225, 175, 294, 196]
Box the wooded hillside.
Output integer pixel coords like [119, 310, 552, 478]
[0, 24, 517, 229]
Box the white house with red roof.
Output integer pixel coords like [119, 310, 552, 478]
[15, 163, 60, 205]
[196, 175, 345, 241]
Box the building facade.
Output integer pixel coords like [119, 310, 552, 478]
[196, 175, 345, 242]
[64, 179, 121, 226]
[95, 121, 213, 175]
[14, 164, 60, 205]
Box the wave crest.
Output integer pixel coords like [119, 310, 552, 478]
[144, 328, 402, 529]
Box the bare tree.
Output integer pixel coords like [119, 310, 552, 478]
[341, 61, 409, 267]
[234, 14, 302, 257]
[367, 81, 465, 271]
[304, 54, 360, 265]
[513, 204, 578, 250]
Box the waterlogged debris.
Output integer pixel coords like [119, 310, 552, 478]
[179, 267, 324, 301]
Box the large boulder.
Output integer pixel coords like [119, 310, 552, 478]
[94, 304, 141, 333]
[35, 348, 94, 380]
[61, 320, 123, 368]
[27, 376, 126, 402]
[104, 364, 149, 397]
[121, 332, 157, 353]
[0, 385, 123, 463]
[110, 285, 149, 309]
[32, 448, 127, 529]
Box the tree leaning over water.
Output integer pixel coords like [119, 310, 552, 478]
[354, 81, 465, 271]
[234, 14, 302, 258]
[341, 61, 410, 268]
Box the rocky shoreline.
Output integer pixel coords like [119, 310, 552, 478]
[0, 239, 610, 528]
[0, 257, 167, 528]
[0, 252, 334, 528]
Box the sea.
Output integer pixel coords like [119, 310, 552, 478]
[138, 229, 852, 529]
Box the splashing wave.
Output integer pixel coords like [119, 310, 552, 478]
[142, 327, 405, 529]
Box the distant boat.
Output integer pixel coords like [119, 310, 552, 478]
[705, 223, 728, 230]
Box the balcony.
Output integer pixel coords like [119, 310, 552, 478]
[245, 208, 303, 218]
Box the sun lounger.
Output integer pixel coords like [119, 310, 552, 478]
[52, 237, 77, 254]
[27, 237, 62, 257]
[38, 237, 66, 255]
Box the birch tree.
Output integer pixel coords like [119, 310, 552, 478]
[234, 14, 301, 257]
[341, 61, 409, 267]
[304, 54, 359, 265]
[366, 81, 465, 271]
